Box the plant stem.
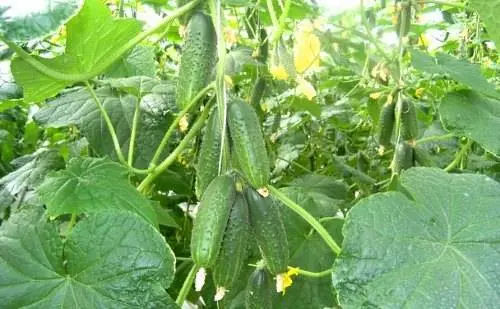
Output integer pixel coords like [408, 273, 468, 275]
[271, 0, 292, 43]
[67, 213, 77, 233]
[138, 100, 214, 193]
[266, 0, 280, 28]
[0, 0, 201, 82]
[415, 133, 455, 145]
[149, 82, 214, 168]
[292, 267, 333, 278]
[268, 185, 341, 255]
[176, 264, 199, 306]
[128, 100, 141, 166]
[209, 0, 230, 176]
[444, 139, 472, 172]
[176, 257, 193, 262]
[85, 81, 127, 165]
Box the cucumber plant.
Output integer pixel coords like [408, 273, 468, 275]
[1, 0, 499, 308]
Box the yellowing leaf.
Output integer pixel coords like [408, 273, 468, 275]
[296, 78, 317, 100]
[415, 88, 425, 98]
[270, 65, 289, 80]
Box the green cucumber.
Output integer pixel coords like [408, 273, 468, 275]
[228, 99, 270, 188]
[191, 175, 236, 268]
[399, 100, 418, 141]
[245, 268, 273, 309]
[176, 12, 216, 109]
[392, 141, 414, 174]
[396, 1, 411, 37]
[195, 107, 224, 199]
[213, 193, 249, 297]
[244, 188, 289, 276]
[377, 101, 396, 148]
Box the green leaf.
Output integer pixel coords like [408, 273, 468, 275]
[34, 85, 175, 168]
[10, 0, 142, 102]
[0, 208, 177, 308]
[276, 186, 344, 308]
[469, 0, 500, 48]
[440, 90, 500, 154]
[0, 61, 22, 100]
[0, 0, 83, 41]
[105, 45, 156, 78]
[333, 167, 500, 308]
[287, 173, 348, 200]
[102, 76, 165, 97]
[37, 157, 158, 226]
[153, 202, 181, 228]
[411, 50, 500, 99]
[0, 149, 64, 195]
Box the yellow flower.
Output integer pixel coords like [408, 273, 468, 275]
[293, 24, 321, 74]
[296, 78, 317, 101]
[179, 114, 189, 132]
[415, 88, 425, 98]
[278, 267, 300, 295]
[270, 65, 289, 80]
[369, 92, 383, 100]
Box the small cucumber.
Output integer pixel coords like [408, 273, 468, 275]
[176, 12, 216, 108]
[377, 101, 396, 148]
[228, 99, 270, 188]
[392, 141, 414, 174]
[191, 175, 236, 268]
[213, 193, 249, 298]
[399, 100, 418, 141]
[245, 268, 273, 309]
[244, 188, 289, 276]
[195, 107, 225, 199]
[396, 1, 411, 37]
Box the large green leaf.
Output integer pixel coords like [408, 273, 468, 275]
[37, 157, 157, 226]
[440, 90, 500, 155]
[332, 167, 500, 308]
[0, 207, 177, 308]
[0, 0, 83, 41]
[10, 0, 142, 102]
[105, 45, 156, 78]
[34, 85, 175, 168]
[469, 0, 500, 48]
[274, 219, 343, 309]
[411, 50, 500, 99]
[0, 149, 64, 196]
[273, 187, 343, 308]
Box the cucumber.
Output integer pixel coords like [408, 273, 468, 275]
[377, 101, 396, 148]
[244, 188, 289, 276]
[213, 193, 249, 299]
[176, 12, 216, 109]
[392, 141, 414, 174]
[195, 107, 224, 199]
[245, 268, 273, 309]
[396, 1, 411, 37]
[191, 175, 236, 268]
[228, 99, 270, 188]
[399, 100, 418, 141]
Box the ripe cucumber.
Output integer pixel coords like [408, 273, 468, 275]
[228, 99, 270, 188]
[195, 107, 224, 199]
[377, 101, 396, 148]
[176, 12, 216, 108]
[392, 141, 414, 174]
[399, 100, 418, 141]
[213, 193, 250, 296]
[191, 175, 236, 268]
[245, 268, 273, 309]
[244, 188, 289, 276]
